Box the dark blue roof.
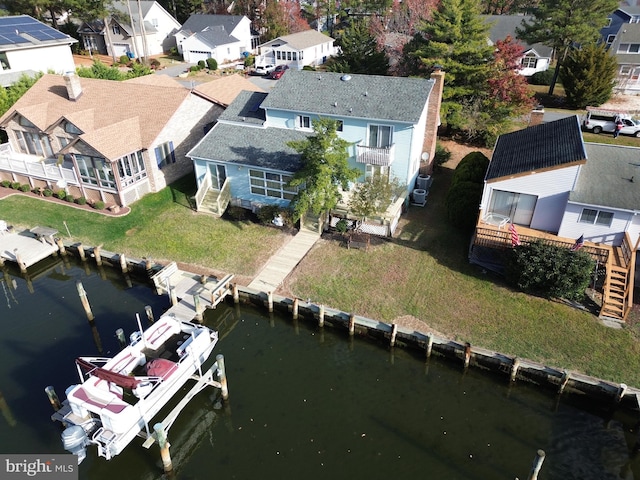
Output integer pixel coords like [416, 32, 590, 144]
[0, 15, 70, 47]
[486, 116, 586, 181]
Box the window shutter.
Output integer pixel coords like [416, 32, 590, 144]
[169, 141, 175, 164]
[155, 146, 163, 166]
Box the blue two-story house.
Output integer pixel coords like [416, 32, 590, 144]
[188, 69, 444, 236]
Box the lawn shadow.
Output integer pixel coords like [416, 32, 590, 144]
[168, 174, 198, 210]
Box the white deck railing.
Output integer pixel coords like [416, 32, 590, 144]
[0, 145, 78, 184]
[356, 144, 395, 166]
[195, 173, 212, 212]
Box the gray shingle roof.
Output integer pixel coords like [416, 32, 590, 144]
[610, 22, 640, 64]
[188, 123, 310, 171]
[482, 15, 553, 58]
[486, 116, 586, 181]
[195, 25, 239, 48]
[261, 70, 434, 124]
[180, 14, 244, 35]
[570, 143, 640, 211]
[218, 90, 267, 124]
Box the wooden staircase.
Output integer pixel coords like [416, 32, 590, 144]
[600, 234, 637, 322]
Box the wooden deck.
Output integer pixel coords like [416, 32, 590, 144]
[0, 230, 59, 270]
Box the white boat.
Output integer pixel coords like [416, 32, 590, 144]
[53, 314, 219, 463]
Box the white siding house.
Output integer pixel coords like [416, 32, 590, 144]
[255, 30, 336, 70]
[0, 15, 76, 87]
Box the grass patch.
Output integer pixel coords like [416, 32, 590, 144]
[287, 162, 640, 386]
[0, 175, 287, 277]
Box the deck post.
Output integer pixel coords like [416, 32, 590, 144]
[55, 238, 66, 256]
[464, 342, 471, 369]
[232, 283, 239, 303]
[119, 253, 128, 274]
[348, 313, 355, 336]
[510, 358, 520, 382]
[267, 291, 273, 313]
[14, 249, 26, 273]
[292, 298, 299, 320]
[527, 449, 546, 480]
[318, 304, 325, 327]
[390, 323, 398, 347]
[44, 386, 61, 411]
[153, 423, 173, 473]
[77, 243, 86, 262]
[94, 245, 102, 266]
[115, 328, 126, 349]
[145, 305, 154, 324]
[426, 334, 433, 358]
[76, 281, 94, 321]
[216, 354, 229, 401]
[194, 294, 202, 322]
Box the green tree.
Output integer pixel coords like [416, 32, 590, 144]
[445, 151, 489, 230]
[516, 0, 618, 95]
[559, 44, 617, 108]
[76, 60, 152, 80]
[7, 0, 109, 27]
[326, 18, 389, 75]
[505, 240, 595, 300]
[348, 174, 405, 221]
[0, 73, 42, 118]
[287, 118, 360, 221]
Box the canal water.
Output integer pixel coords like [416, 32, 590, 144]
[0, 259, 639, 480]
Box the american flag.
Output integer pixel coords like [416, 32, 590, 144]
[509, 223, 521, 247]
[570, 234, 584, 251]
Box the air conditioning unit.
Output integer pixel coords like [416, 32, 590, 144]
[416, 174, 431, 190]
[412, 189, 427, 206]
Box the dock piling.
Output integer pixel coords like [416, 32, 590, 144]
[145, 305, 154, 324]
[390, 323, 398, 347]
[267, 291, 273, 312]
[153, 423, 173, 473]
[119, 253, 128, 274]
[511, 358, 520, 382]
[426, 334, 433, 359]
[464, 342, 471, 369]
[76, 281, 94, 321]
[13, 249, 26, 273]
[348, 313, 355, 336]
[44, 386, 61, 411]
[77, 243, 86, 262]
[527, 449, 546, 480]
[94, 245, 102, 266]
[115, 328, 126, 349]
[55, 238, 66, 256]
[617, 383, 628, 403]
[292, 298, 299, 320]
[232, 283, 239, 303]
[318, 304, 325, 327]
[558, 370, 570, 395]
[194, 294, 202, 322]
[216, 354, 229, 401]
[169, 287, 178, 307]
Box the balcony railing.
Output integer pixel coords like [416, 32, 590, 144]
[356, 144, 394, 166]
[0, 144, 78, 184]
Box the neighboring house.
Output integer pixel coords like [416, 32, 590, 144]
[255, 30, 336, 71]
[77, 1, 180, 59]
[605, 20, 640, 94]
[188, 69, 444, 236]
[175, 15, 255, 64]
[483, 15, 553, 77]
[600, 4, 640, 50]
[473, 116, 640, 320]
[0, 73, 224, 208]
[0, 15, 77, 87]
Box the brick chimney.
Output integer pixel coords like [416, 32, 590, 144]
[422, 66, 445, 173]
[63, 72, 83, 101]
[529, 105, 545, 126]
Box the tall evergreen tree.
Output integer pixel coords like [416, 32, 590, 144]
[560, 44, 618, 108]
[516, 0, 618, 95]
[326, 18, 389, 75]
[286, 119, 360, 221]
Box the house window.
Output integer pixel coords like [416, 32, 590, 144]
[155, 141, 175, 168]
[489, 190, 537, 226]
[365, 164, 389, 181]
[300, 51, 303, 60]
[151, 18, 158, 27]
[618, 43, 640, 53]
[296, 115, 311, 129]
[276, 51, 281, 60]
[292, 52, 297, 61]
[607, 34, 616, 45]
[621, 65, 632, 75]
[112, 24, 120, 35]
[18, 116, 35, 128]
[249, 169, 297, 200]
[117, 151, 147, 186]
[64, 122, 82, 134]
[368, 125, 392, 147]
[13, 130, 53, 157]
[520, 55, 538, 69]
[76, 155, 115, 188]
[0, 52, 9, 70]
[287, 51, 292, 60]
[579, 208, 613, 227]
[336, 120, 343, 132]
[58, 137, 69, 149]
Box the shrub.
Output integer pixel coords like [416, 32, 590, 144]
[206, 58, 217, 70]
[65, 195, 75, 203]
[0, 180, 10, 187]
[150, 58, 161, 69]
[335, 218, 349, 234]
[197, 60, 206, 69]
[42, 188, 53, 197]
[19, 184, 30, 192]
[93, 200, 105, 210]
[169, 46, 179, 57]
[450, 151, 490, 187]
[10, 182, 20, 189]
[302, 65, 316, 71]
[529, 68, 555, 86]
[445, 180, 484, 231]
[505, 240, 595, 300]
[256, 205, 281, 225]
[189, 65, 201, 72]
[55, 190, 66, 200]
[244, 55, 255, 67]
[75, 197, 87, 205]
[119, 55, 130, 65]
[433, 143, 452, 169]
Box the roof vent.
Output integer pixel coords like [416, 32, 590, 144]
[334, 102, 338, 107]
[340, 74, 352, 81]
[364, 91, 368, 96]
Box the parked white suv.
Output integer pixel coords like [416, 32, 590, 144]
[253, 64, 275, 76]
[582, 111, 640, 137]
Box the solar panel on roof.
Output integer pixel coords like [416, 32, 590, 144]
[0, 15, 69, 45]
[249, 100, 262, 112]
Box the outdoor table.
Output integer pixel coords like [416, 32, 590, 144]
[30, 226, 58, 245]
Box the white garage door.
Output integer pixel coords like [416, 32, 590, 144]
[112, 43, 130, 57]
[188, 50, 212, 63]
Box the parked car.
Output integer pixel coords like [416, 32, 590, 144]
[268, 65, 289, 79]
[253, 64, 275, 76]
[582, 111, 640, 136]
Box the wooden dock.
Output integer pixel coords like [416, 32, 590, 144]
[0, 230, 59, 270]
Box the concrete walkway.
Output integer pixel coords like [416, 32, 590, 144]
[247, 228, 320, 292]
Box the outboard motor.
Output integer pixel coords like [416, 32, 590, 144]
[61, 425, 89, 464]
